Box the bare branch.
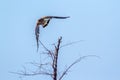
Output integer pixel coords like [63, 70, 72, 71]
[10, 71, 53, 77]
[60, 40, 85, 48]
[39, 40, 54, 60]
[59, 55, 100, 80]
[10, 62, 53, 78]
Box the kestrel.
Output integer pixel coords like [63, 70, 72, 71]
[35, 16, 70, 51]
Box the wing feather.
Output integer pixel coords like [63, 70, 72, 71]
[43, 16, 70, 19]
[49, 16, 70, 19]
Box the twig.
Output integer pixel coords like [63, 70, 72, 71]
[59, 55, 100, 80]
[39, 40, 54, 60]
[60, 40, 84, 48]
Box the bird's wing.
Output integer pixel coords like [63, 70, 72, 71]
[44, 16, 70, 19]
[35, 25, 40, 51]
[41, 16, 70, 28]
[42, 19, 51, 28]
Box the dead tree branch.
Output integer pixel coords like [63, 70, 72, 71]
[59, 55, 100, 80]
[39, 40, 54, 60]
[60, 40, 84, 48]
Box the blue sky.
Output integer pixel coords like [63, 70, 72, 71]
[0, 0, 120, 80]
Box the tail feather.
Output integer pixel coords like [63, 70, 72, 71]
[36, 37, 39, 52]
[35, 25, 40, 51]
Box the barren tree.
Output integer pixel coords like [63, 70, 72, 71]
[11, 36, 99, 80]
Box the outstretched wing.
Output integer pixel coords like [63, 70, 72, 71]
[35, 25, 40, 51]
[51, 16, 70, 19]
[43, 16, 70, 19]
[41, 16, 70, 28]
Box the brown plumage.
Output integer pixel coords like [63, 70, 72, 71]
[35, 16, 70, 51]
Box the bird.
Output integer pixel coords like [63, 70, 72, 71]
[35, 16, 70, 51]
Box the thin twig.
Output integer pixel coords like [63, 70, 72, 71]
[59, 55, 100, 80]
[10, 71, 53, 76]
[60, 40, 85, 48]
[39, 40, 54, 60]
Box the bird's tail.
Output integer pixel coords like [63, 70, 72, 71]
[35, 25, 40, 52]
[36, 36, 39, 52]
